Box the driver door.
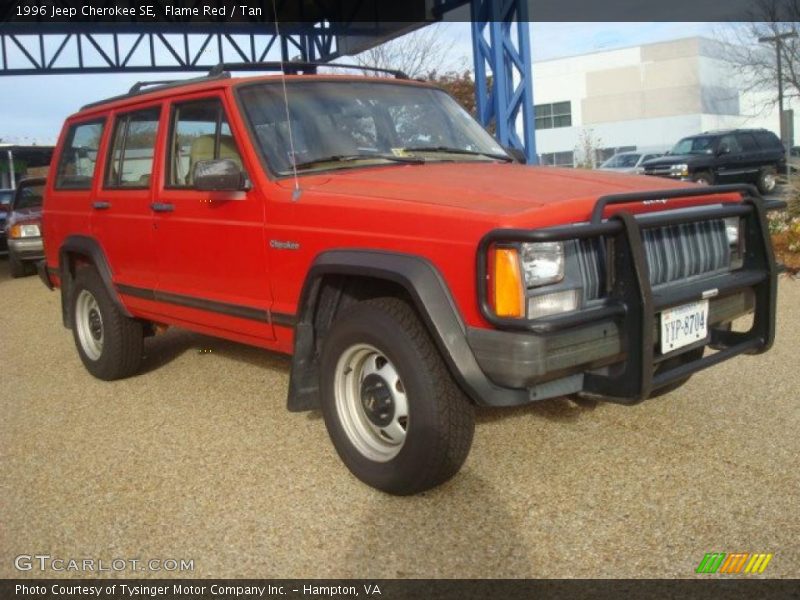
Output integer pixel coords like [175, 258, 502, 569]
[152, 93, 273, 341]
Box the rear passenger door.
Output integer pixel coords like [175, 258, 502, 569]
[734, 132, 763, 182]
[91, 105, 161, 291]
[714, 134, 744, 183]
[153, 94, 273, 340]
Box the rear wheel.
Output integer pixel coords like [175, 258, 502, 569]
[320, 297, 475, 495]
[70, 266, 143, 380]
[756, 167, 777, 194]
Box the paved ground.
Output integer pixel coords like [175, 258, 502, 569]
[0, 259, 798, 579]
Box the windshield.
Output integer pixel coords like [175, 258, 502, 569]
[14, 184, 44, 210]
[238, 81, 509, 175]
[671, 136, 715, 155]
[601, 153, 640, 168]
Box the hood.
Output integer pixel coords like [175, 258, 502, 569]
[597, 166, 640, 174]
[643, 154, 706, 168]
[294, 162, 699, 218]
[8, 206, 42, 226]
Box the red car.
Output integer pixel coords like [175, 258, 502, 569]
[38, 67, 782, 494]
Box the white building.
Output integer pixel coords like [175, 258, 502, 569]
[531, 37, 792, 167]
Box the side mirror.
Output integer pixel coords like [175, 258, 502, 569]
[192, 159, 249, 192]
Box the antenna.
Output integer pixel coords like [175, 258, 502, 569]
[271, 0, 302, 201]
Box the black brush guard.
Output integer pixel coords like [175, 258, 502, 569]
[476, 184, 784, 404]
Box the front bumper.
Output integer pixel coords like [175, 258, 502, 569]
[8, 236, 44, 261]
[472, 185, 781, 405]
[469, 289, 753, 391]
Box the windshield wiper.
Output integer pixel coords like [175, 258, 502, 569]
[400, 146, 513, 162]
[292, 153, 425, 171]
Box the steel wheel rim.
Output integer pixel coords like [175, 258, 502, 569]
[76, 289, 104, 361]
[334, 343, 409, 462]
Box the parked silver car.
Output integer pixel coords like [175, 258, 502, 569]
[5, 178, 45, 277]
[599, 151, 663, 174]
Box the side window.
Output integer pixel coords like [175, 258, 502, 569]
[755, 131, 782, 150]
[105, 107, 161, 189]
[736, 133, 759, 153]
[718, 135, 741, 154]
[55, 120, 105, 190]
[168, 99, 243, 187]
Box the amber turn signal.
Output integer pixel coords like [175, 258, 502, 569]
[492, 247, 525, 318]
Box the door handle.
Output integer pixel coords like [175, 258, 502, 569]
[150, 202, 175, 213]
[92, 201, 111, 210]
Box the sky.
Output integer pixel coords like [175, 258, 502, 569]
[0, 22, 719, 145]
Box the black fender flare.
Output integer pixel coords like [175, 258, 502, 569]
[58, 235, 131, 327]
[287, 249, 528, 411]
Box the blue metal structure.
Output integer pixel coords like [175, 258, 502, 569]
[470, 0, 537, 163]
[0, 24, 340, 74]
[0, 1, 538, 162]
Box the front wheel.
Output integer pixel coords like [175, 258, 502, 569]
[70, 266, 144, 380]
[320, 297, 475, 495]
[9, 252, 33, 278]
[692, 171, 714, 186]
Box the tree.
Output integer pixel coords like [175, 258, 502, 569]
[574, 128, 603, 169]
[717, 0, 800, 110]
[426, 70, 478, 115]
[351, 24, 459, 80]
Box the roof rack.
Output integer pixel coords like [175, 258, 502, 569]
[80, 71, 232, 111]
[79, 60, 407, 112]
[208, 61, 409, 79]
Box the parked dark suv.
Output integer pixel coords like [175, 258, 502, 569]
[642, 129, 785, 194]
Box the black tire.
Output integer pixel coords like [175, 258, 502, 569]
[756, 167, 777, 194]
[319, 297, 475, 495]
[648, 347, 705, 398]
[70, 266, 143, 380]
[8, 252, 30, 278]
[692, 171, 714, 186]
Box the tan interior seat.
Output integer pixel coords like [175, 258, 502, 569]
[186, 134, 243, 185]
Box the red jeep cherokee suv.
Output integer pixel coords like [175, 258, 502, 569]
[38, 66, 782, 495]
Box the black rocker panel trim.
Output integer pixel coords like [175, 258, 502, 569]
[116, 283, 296, 327]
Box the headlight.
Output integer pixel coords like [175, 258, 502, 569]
[9, 223, 40, 238]
[724, 217, 744, 269]
[724, 217, 739, 246]
[670, 164, 689, 177]
[520, 242, 565, 287]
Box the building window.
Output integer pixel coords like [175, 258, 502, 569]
[540, 151, 574, 167]
[534, 101, 571, 130]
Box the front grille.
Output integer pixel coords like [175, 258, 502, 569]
[577, 219, 731, 300]
[643, 219, 730, 286]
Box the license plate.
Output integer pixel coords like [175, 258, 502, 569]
[660, 299, 709, 354]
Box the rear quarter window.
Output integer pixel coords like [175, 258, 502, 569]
[754, 131, 783, 150]
[55, 119, 105, 190]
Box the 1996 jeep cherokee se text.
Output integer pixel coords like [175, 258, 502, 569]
[38, 65, 783, 495]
